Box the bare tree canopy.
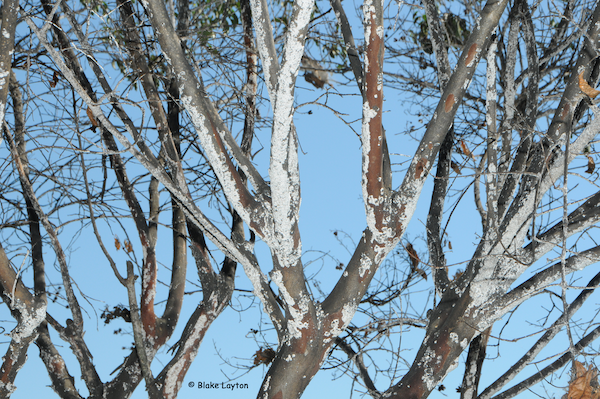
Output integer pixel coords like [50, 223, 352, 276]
[0, 0, 600, 398]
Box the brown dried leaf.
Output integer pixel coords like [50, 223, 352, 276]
[452, 270, 463, 281]
[406, 242, 420, 269]
[415, 267, 427, 280]
[50, 71, 59, 88]
[301, 55, 330, 89]
[579, 72, 600, 99]
[460, 140, 474, 159]
[450, 161, 462, 174]
[567, 361, 599, 399]
[87, 106, 99, 130]
[304, 72, 326, 89]
[586, 155, 595, 174]
[114, 237, 121, 251]
[124, 239, 133, 253]
[253, 347, 276, 366]
[448, 241, 453, 250]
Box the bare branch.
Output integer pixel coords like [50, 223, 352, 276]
[479, 270, 600, 399]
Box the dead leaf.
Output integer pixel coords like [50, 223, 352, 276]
[114, 237, 121, 251]
[50, 71, 59, 88]
[406, 242, 420, 270]
[450, 161, 462, 174]
[460, 140, 474, 159]
[452, 269, 463, 281]
[448, 241, 453, 250]
[124, 239, 133, 253]
[253, 347, 276, 366]
[304, 72, 327, 89]
[579, 71, 600, 99]
[586, 155, 595, 174]
[567, 361, 600, 399]
[415, 267, 427, 280]
[301, 55, 330, 89]
[87, 106, 99, 130]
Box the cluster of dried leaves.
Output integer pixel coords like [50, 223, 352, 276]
[565, 361, 600, 399]
[100, 304, 132, 325]
[253, 347, 276, 366]
[114, 236, 134, 253]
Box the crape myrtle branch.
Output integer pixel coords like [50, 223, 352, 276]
[248, 0, 334, 344]
[155, 248, 234, 399]
[249, 0, 280, 100]
[267, 0, 311, 270]
[141, 0, 275, 245]
[137, 0, 285, 331]
[153, 4, 268, 395]
[442, 112, 600, 386]
[392, 0, 509, 230]
[422, 0, 454, 295]
[422, 0, 452, 88]
[139, 8, 232, 394]
[486, 244, 600, 323]
[495, 4, 519, 197]
[1, 267, 82, 398]
[329, 0, 363, 92]
[125, 261, 161, 399]
[496, 0, 600, 223]
[0, 0, 19, 128]
[473, 155, 487, 225]
[500, 13, 597, 240]
[460, 328, 491, 399]
[56, 0, 173, 181]
[512, 2, 591, 90]
[4, 126, 83, 338]
[478, 270, 600, 399]
[0, 67, 46, 396]
[519, 0, 540, 134]
[118, 0, 184, 183]
[485, 35, 499, 236]
[324, 0, 508, 324]
[0, 245, 44, 397]
[23, 7, 284, 397]
[22, 9, 275, 317]
[5, 123, 107, 394]
[242, 0, 316, 344]
[115, 0, 193, 346]
[60, 0, 187, 358]
[17, 67, 107, 395]
[464, 102, 600, 294]
[361, 0, 387, 238]
[456, 0, 600, 295]
[64, 0, 164, 344]
[2, 59, 88, 396]
[260, 1, 314, 346]
[331, 0, 394, 222]
[486, 323, 600, 399]
[333, 336, 380, 398]
[523, 189, 600, 265]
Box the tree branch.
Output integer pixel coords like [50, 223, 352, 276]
[479, 270, 600, 399]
